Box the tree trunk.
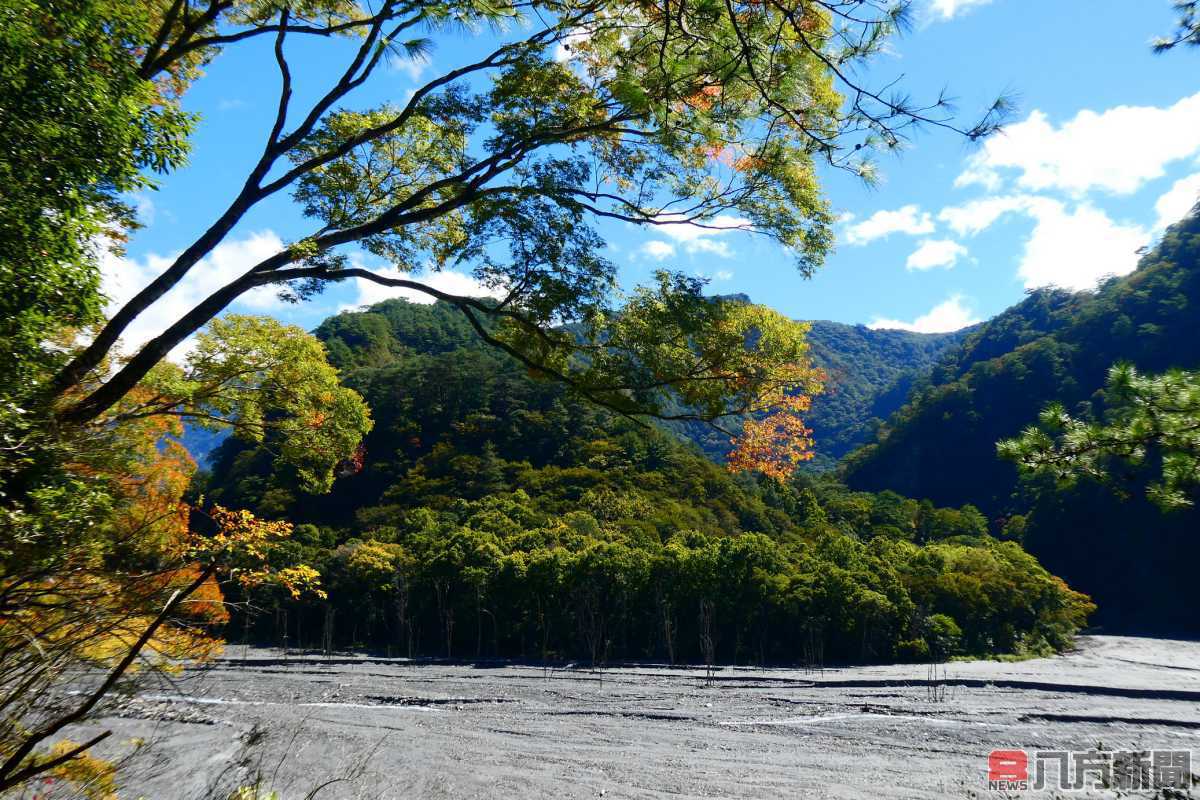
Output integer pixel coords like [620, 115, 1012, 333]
[322, 603, 335, 656]
[698, 598, 716, 685]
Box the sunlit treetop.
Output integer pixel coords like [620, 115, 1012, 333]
[101, 316, 373, 493]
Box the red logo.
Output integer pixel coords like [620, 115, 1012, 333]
[989, 750, 1028, 782]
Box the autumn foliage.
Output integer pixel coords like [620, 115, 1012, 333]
[0, 364, 332, 794]
[727, 395, 816, 481]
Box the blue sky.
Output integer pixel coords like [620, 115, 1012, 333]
[107, 0, 1200, 347]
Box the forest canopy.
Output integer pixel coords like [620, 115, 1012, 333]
[198, 298, 1092, 666]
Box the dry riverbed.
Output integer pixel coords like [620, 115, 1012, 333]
[78, 635, 1200, 799]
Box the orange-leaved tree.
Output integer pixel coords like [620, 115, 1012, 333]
[727, 395, 819, 482]
[718, 308, 824, 481]
[0, 492, 320, 794]
[0, 317, 358, 794]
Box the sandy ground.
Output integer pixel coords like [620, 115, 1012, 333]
[76, 635, 1200, 799]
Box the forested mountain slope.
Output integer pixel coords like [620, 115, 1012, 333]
[843, 212, 1200, 633]
[805, 322, 966, 466]
[183, 298, 963, 472]
[195, 299, 1090, 664]
[845, 213, 1200, 510]
[665, 311, 965, 468]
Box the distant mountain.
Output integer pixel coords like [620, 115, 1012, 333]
[805, 322, 969, 466]
[180, 425, 229, 468]
[667, 319, 966, 470]
[842, 211, 1200, 634]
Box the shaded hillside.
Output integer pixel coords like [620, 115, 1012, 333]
[194, 298, 1090, 664]
[805, 322, 966, 467]
[843, 211, 1200, 634]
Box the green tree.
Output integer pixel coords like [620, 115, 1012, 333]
[0, 0, 192, 398]
[1000, 363, 1200, 510]
[1154, 1, 1199, 51]
[124, 315, 373, 492]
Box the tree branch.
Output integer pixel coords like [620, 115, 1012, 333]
[0, 564, 217, 792]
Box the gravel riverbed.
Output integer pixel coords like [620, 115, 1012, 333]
[77, 635, 1200, 799]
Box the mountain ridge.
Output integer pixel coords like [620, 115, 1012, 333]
[182, 300, 967, 471]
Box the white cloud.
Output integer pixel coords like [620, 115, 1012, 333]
[938, 194, 1151, 291]
[639, 240, 677, 261]
[938, 195, 1036, 237]
[1017, 201, 1150, 290]
[957, 92, 1200, 195]
[842, 205, 934, 246]
[132, 193, 155, 226]
[389, 55, 429, 82]
[101, 230, 290, 359]
[340, 263, 502, 311]
[870, 294, 981, 333]
[694, 268, 735, 282]
[656, 213, 752, 240]
[652, 213, 749, 257]
[928, 0, 994, 20]
[685, 238, 733, 258]
[1154, 172, 1200, 231]
[906, 239, 968, 271]
[553, 28, 592, 63]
